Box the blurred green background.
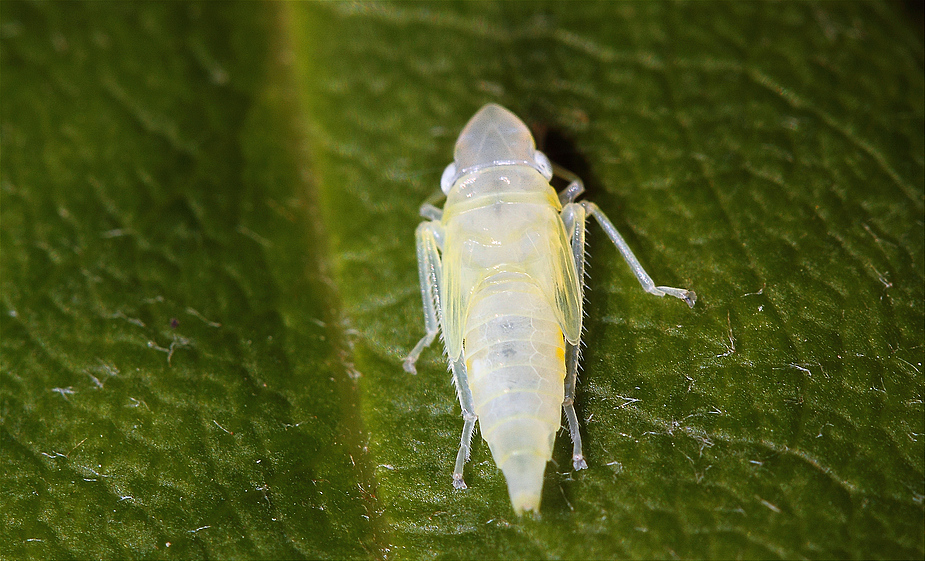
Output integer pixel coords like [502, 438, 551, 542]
[2, 2, 922, 559]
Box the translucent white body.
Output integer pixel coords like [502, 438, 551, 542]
[445, 167, 578, 512]
[404, 104, 696, 515]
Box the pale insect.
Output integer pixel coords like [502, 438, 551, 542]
[404, 104, 696, 515]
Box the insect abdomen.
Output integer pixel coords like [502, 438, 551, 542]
[464, 275, 566, 513]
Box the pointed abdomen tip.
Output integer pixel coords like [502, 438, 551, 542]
[500, 452, 548, 515]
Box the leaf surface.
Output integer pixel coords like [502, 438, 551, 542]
[2, 2, 922, 559]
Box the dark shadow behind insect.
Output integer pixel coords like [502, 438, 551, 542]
[533, 118, 632, 223]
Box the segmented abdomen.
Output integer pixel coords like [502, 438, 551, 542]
[464, 274, 565, 512]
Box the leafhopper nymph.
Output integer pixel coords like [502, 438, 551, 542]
[404, 104, 696, 514]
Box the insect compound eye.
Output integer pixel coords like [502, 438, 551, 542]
[440, 162, 458, 194]
[533, 151, 553, 181]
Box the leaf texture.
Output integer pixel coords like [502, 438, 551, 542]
[1, 2, 922, 559]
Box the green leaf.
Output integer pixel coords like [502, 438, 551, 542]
[2, 1, 922, 559]
[0, 3, 373, 558]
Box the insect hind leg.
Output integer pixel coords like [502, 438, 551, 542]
[564, 342, 588, 470]
[561, 201, 589, 471]
[451, 357, 477, 489]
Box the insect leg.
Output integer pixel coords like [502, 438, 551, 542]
[451, 357, 477, 489]
[403, 221, 444, 374]
[419, 189, 445, 221]
[554, 163, 586, 205]
[581, 201, 697, 308]
[561, 202, 589, 470]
